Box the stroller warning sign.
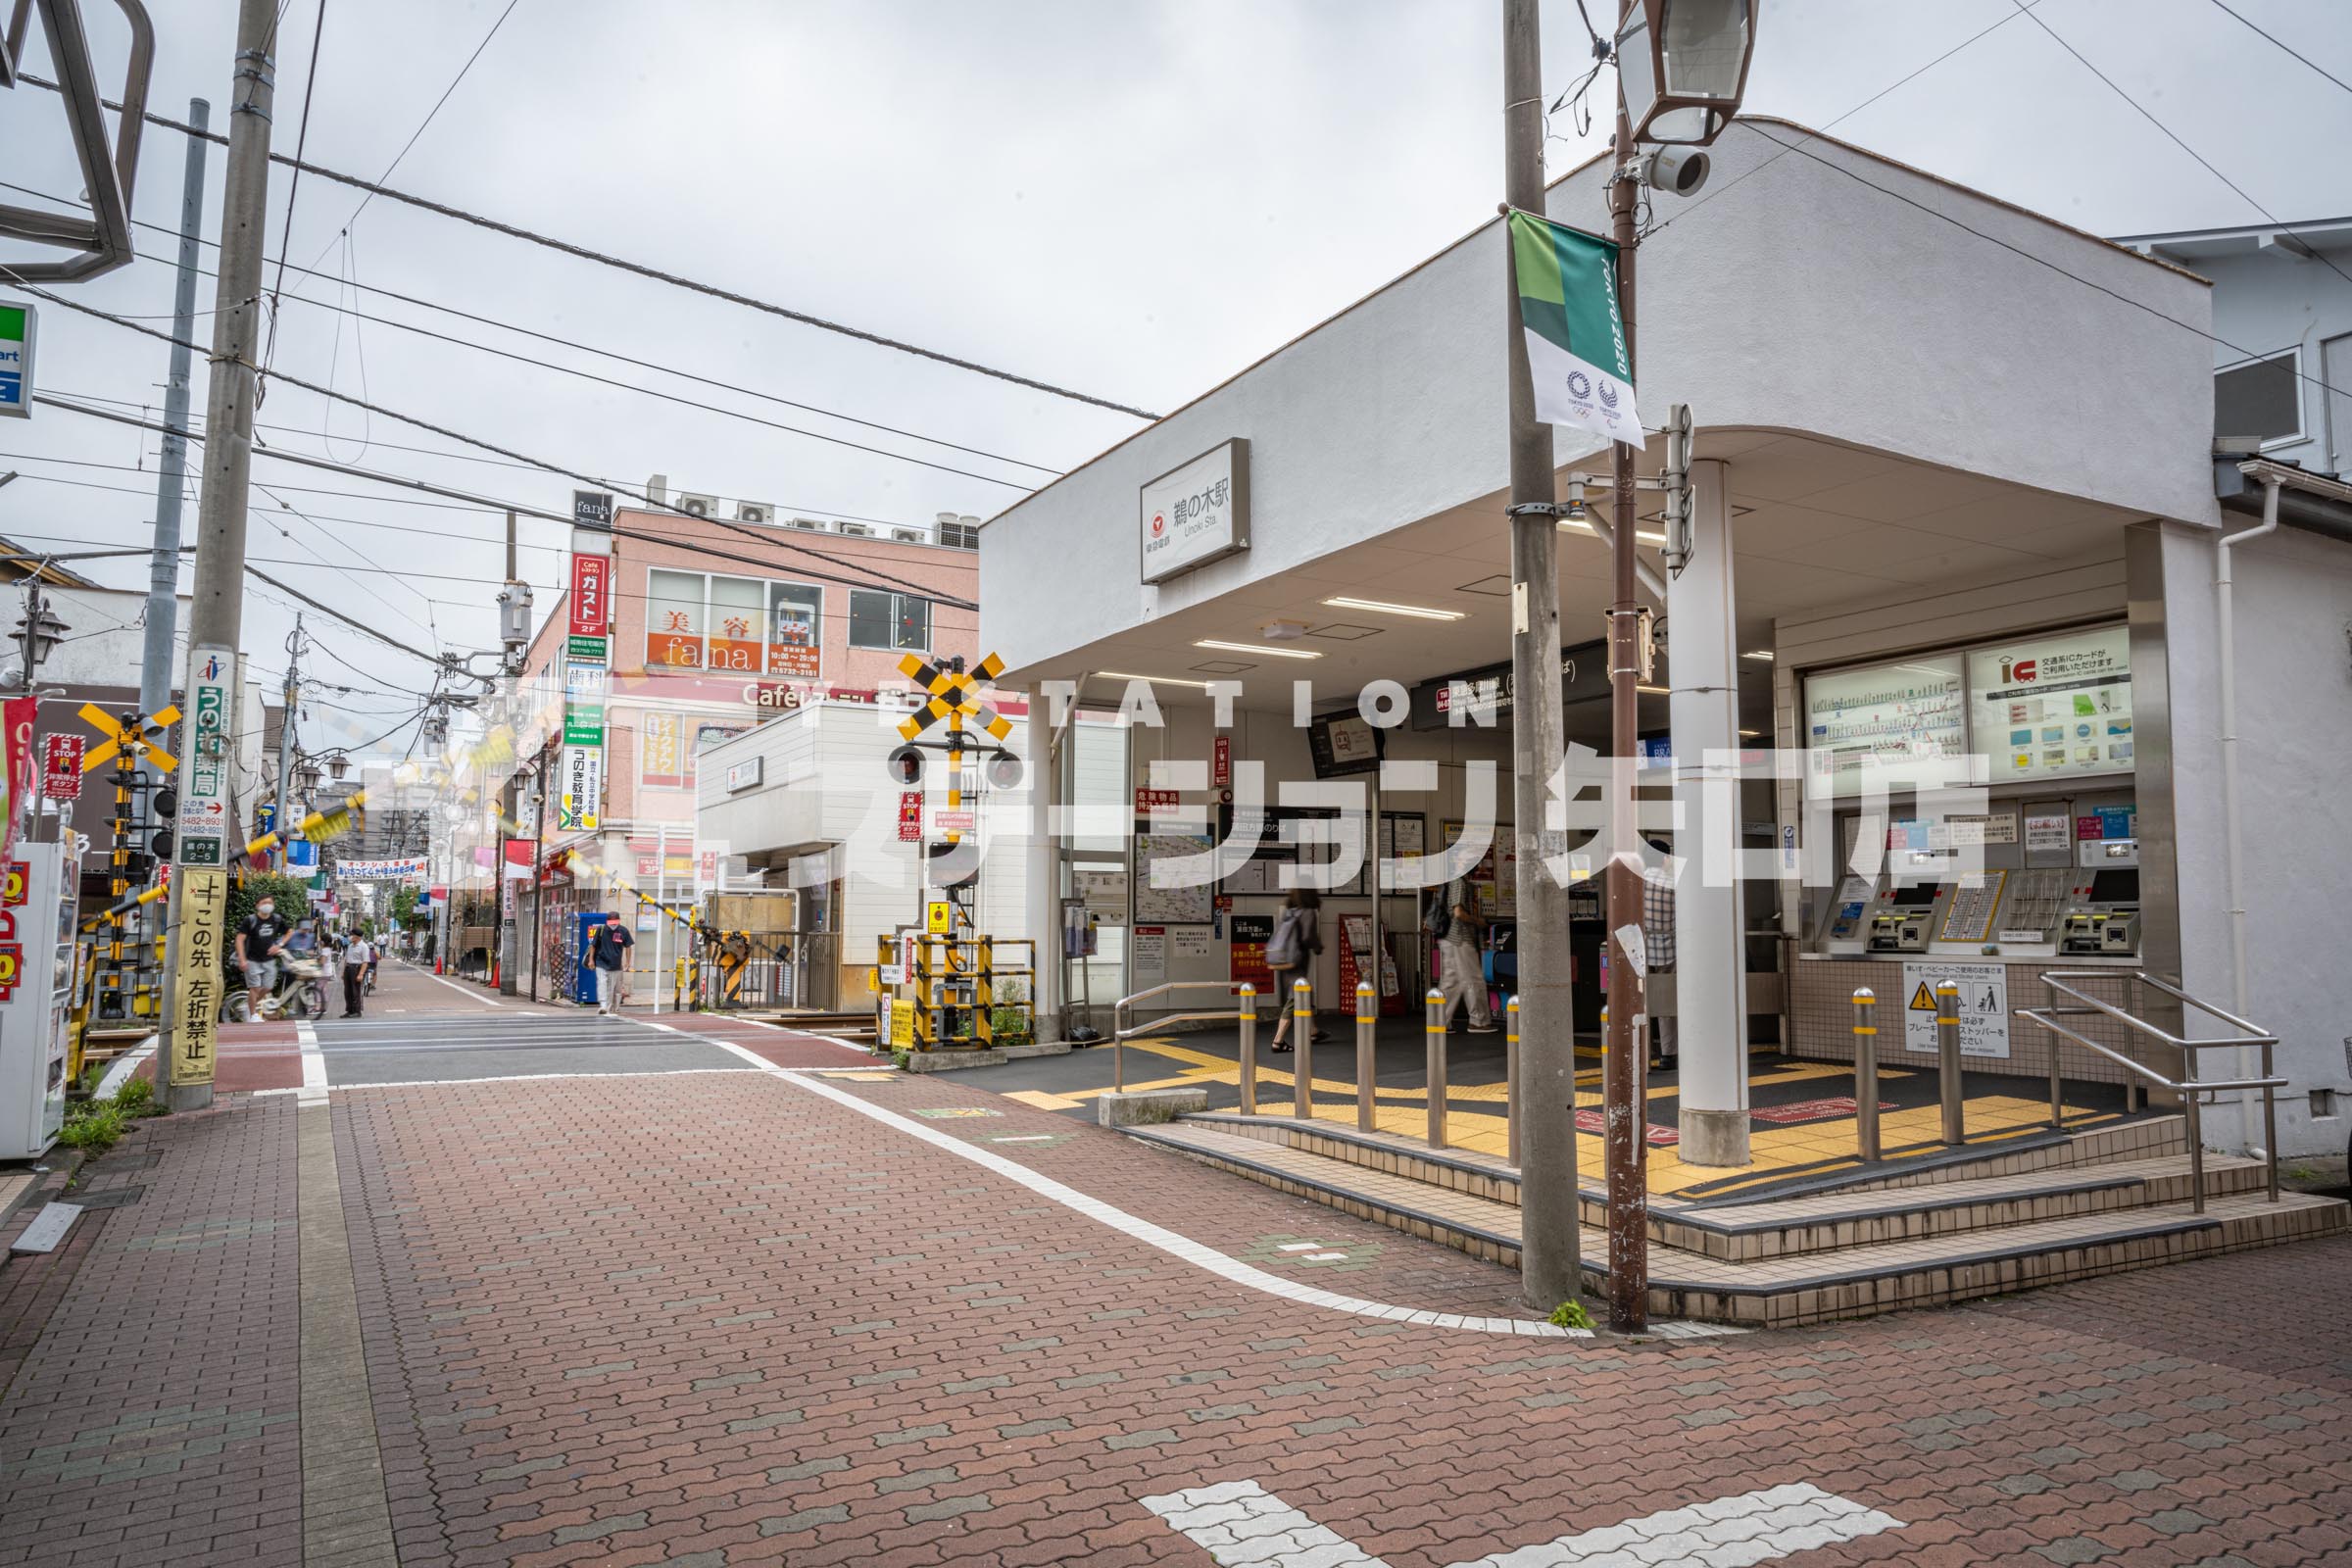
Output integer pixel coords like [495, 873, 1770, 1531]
[1900, 961, 2010, 1058]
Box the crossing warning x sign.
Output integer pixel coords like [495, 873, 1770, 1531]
[895, 651, 1011, 745]
[78, 704, 179, 772]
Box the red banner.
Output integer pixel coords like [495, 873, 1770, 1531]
[40, 733, 84, 802]
[568, 554, 612, 636]
[0, 697, 35, 864]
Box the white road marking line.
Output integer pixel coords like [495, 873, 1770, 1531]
[1304, 1252, 1348, 1262]
[253, 1066, 767, 1096]
[297, 1020, 328, 1104]
[679, 1029, 1585, 1341]
[991, 1134, 1057, 1144]
[1141, 1480, 1903, 1568]
[93, 1034, 158, 1099]
[395, 961, 502, 1007]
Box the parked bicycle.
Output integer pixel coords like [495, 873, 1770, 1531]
[221, 956, 328, 1022]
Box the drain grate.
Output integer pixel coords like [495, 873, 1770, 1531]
[70, 1186, 145, 1210]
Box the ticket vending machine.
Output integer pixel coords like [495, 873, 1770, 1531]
[2059, 867, 2142, 956]
[1866, 880, 1952, 954]
[0, 841, 85, 1160]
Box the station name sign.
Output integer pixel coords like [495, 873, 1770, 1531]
[1140, 438, 1250, 585]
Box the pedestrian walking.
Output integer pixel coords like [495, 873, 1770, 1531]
[1433, 873, 1496, 1033]
[1263, 888, 1326, 1053]
[235, 896, 291, 1021]
[340, 930, 375, 1018]
[583, 910, 635, 1014]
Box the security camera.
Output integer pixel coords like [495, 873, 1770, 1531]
[1642, 145, 1710, 198]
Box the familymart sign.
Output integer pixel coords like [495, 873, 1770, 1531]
[0, 301, 33, 418]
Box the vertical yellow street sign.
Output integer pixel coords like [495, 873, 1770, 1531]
[926, 900, 951, 935]
[171, 866, 229, 1086]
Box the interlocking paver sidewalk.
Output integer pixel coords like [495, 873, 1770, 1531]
[4, 1013, 2350, 1568]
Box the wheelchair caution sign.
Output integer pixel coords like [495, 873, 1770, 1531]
[1900, 961, 2009, 1058]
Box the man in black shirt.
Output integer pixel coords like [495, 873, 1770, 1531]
[582, 911, 635, 1014]
[237, 897, 292, 1019]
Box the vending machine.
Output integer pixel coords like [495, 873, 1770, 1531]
[0, 840, 84, 1159]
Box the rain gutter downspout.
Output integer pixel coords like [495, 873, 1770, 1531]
[2215, 473, 2280, 1152]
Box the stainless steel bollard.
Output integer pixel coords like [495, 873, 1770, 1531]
[1851, 988, 1879, 1162]
[1505, 994, 1522, 1168]
[1293, 977, 1314, 1122]
[1936, 980, 1964, 1146]
[1355, 981, 1377, 1133]
[1425, 988, 1447, 1150]
[1237, 984, 1257, 1117]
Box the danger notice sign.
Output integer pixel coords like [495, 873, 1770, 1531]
[1901, 960, 2010, 1059]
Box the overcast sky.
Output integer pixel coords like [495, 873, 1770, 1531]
[3, 0, 2348, 760]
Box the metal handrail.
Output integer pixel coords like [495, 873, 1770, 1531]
[1111, 980, 1261, 1093]
[2017, 968, 2285, 1213]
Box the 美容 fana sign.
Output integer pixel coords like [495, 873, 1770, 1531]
[0, 302, 34, 419]
[1140, 438, 1250, 585]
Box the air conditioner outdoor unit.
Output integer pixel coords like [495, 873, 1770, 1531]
[940, 518, 980, 550]
[891, 527, 925, 543]
[836, 522, 874, 538]
[737, 501, 774, 524]
[646, 473, 669, 506]
[673, 491, 719, 518]
[786, 516, 826, 532]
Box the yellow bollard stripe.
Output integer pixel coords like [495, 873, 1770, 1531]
[1853, 1025, 1878, 1035]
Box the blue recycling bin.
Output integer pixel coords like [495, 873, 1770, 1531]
[573, 911, 614, 1004]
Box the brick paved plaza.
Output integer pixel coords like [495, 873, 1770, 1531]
[3, 964, 2349, 1567]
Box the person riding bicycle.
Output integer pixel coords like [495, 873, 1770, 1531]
[236, 897, 292, 1020]
[360, 927, 381, 992]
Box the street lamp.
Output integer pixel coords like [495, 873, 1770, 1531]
[295, 757, 322, 794]
[11, 585, 69, 687]
[325, 750, 351, 783]
[1614, 0, 1755, 147]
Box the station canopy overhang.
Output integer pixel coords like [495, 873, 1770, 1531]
[980, 119, 2223, 728]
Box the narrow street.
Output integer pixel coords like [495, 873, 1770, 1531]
[3, 965, 2348, 1568]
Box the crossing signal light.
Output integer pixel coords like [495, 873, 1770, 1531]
[984, 750, 1024, 791]
[887, 745, 924, 786]
[150, 828, 174, 860]
[154, 786, 177, 818]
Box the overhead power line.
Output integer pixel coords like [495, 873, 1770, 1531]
[16, 74, 1162, 421]
[2012, 0, 2352, 296]
[2201, 0, 2352, 98]
[19, 398, 987, 612]
[1740, 125, 2351, 406]
[4, 291, 976, 608]
[0, 175, 1066, 478]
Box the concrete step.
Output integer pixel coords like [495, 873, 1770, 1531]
[1124, 1120, 2346, 1327]
[1178, 1110, 2212, 1256]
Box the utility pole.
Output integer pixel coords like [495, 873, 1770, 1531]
[274, 613, 302, 872]
[1500, 0, 1580, 1310]
[1601, 77, 1650, 1332]
[138, 98, 209, 1078]
[498, 509, 519, 993]
[160, 0, 275, 1114]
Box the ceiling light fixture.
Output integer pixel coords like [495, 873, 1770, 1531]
[1097, 670, 1218, 690]
[1195, 639, 1321, 661]
[1319, 596, 1466, 621]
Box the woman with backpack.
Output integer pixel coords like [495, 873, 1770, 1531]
[1263, 887, 1328, 1053]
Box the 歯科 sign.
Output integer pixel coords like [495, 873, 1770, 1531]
[177, 645, 236, 865]
[1140, 439, 1250, 584]
[39, 734, 82, 801]
[0, 302, 34, 419]
[1901, 960, 2010, 1059]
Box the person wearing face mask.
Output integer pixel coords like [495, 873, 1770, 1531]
[237, 897, 293, 1020]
